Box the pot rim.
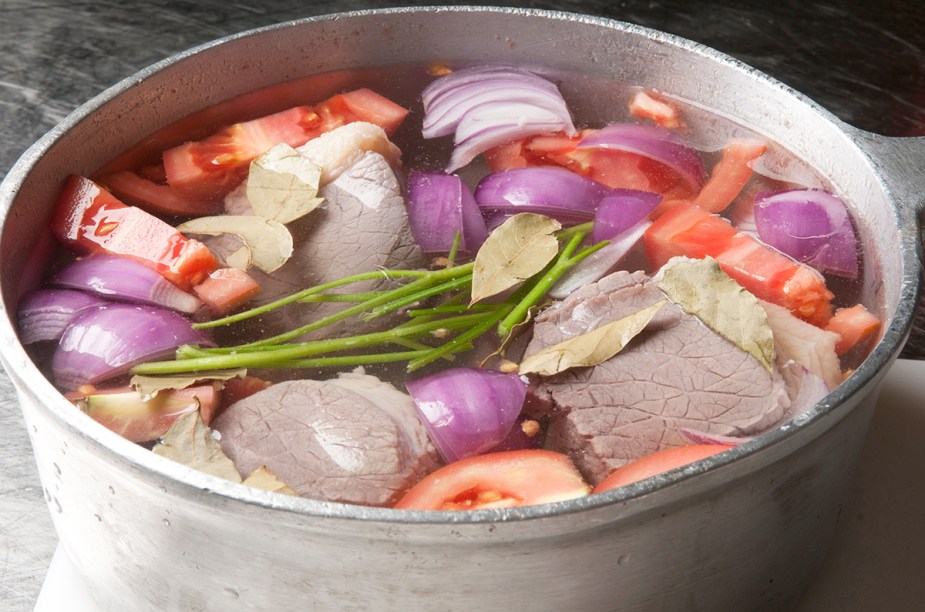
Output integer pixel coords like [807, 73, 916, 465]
[0, 4, 918, 525]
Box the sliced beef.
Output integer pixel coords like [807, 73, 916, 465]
[213, 371, 441, 506]
[218, 150, 425, 342]
[523, 270, 792, 485]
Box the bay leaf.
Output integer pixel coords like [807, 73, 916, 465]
[519, 299, 667, 376]
[131, 369, 248, 399]
[246, 143, 325, 223]
[243, 466, 300, 497]
[178, 215, 293, 273]
[152, 412, 242, 483]
[470, 213, 561, 304]
[656, 256, 774, 371]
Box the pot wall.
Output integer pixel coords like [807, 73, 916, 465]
[15, 367, 882, 611]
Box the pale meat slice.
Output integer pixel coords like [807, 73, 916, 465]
[218, 150, 424, 342]
[213, 371, 440, 506]
[523, 270, 792, 485]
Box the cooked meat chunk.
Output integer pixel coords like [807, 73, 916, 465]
[213, 371, 440, 506]
[523, 270, 792, 485]
[219, 150, 424, 341]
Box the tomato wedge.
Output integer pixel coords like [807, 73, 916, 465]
[192, 267, 261, 315]
[394, 449, 590, 511]
[824, 303, 881, 355]
[50, 175, 219, 290]
[692, 139, 767, 213]
[162, 89, 409, 201]
[644, 201, 834, 326]
[628, 89, 682, 129]
[99, 170, 221, 217]
[593, 444, 733, 493]
[486, 129, 695, 198]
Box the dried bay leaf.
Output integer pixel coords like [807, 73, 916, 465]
[131, 369, 248, 398]
[178, 215, 293, 273]
[470, 213, 561, 304]
[153, 412, 242, 483]
[520, 299, 668, 376]
[243, 466, 299, 497]
[657, 256, 774, 371]
[247, 143, 325, 223]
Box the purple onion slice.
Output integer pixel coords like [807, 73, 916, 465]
[406, 367, 527, 463]
[52, 254, 202, 313]
[405, 171, 488, 254]
[475, 167, 611, 224]
[52, 303, 211, 391]
[17, 288, 108, 344]
[753, 189, 859, 278]
[591, 189, 662, 244]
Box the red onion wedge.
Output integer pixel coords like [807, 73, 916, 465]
[52, 254, 202, 313]
[406, 367, 527, 463]
[577, 123, 704, 194]
[51, 303, 211, 391]
[753, 189, 859, 278]
[405, 171, 488, 254]
[475, 167, 611, 224]
[591, 189, 663, 244]
[421, 65, 576, 172]
[17, 288, 108, 344]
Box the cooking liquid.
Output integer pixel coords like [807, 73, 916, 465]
[90, 61, 873, 383]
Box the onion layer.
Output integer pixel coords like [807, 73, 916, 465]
[578, 123, 704, 194]
[591, 189, 662, 244]
[422, 66, 576, 172]
[17, 288, 108, 344]
[753, 189, 858, 278]
[405, 171, 488, 254]
[52, 303, 210, 391]
[52, 254, 202, 313]
[475, 167, 610, 224]
[406, 367, 527, 463]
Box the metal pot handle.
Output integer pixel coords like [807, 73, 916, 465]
[845, 129, 925, 358]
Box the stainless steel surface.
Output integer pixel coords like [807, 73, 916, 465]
[2, 3, 924, 611]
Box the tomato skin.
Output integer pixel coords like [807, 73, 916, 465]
[593, 444, 733, 493]
[643, 203, 737, 267]
[692, 139, 766, 213]
[394, 449, 590, 511]
[50, 175, 219, 289]
[162, 89, 409, 201]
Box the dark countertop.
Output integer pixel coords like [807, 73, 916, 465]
[2, 1, 924, 610]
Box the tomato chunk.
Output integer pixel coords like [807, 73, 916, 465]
[315, 88, 410, 136]
[644, 203, 737, 267]
[644, 202, 834, 326]
[485, 129, 695, 198]
[628, 89, 682, 129]
[394, 449, 590, 511]
[693, 139, 766, 213]
[192, 267, 261, 315]
[593, 444, 733, 492]
[824, 303, 881, 355]
[163, 105, 323, 201]
[100, 170, 221, 217]
[162, 89, 409, 201]
[50, 175, 219, 289]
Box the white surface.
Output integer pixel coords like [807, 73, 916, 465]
[35, 359, 925, 611]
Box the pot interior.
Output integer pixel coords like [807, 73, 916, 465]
[0, 6, 916, 519]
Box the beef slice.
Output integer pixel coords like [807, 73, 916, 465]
[213, 371, 440, 506]
[523, 270, 793, 485]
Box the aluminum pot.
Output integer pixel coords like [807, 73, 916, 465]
[0, 6, 922, 611]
